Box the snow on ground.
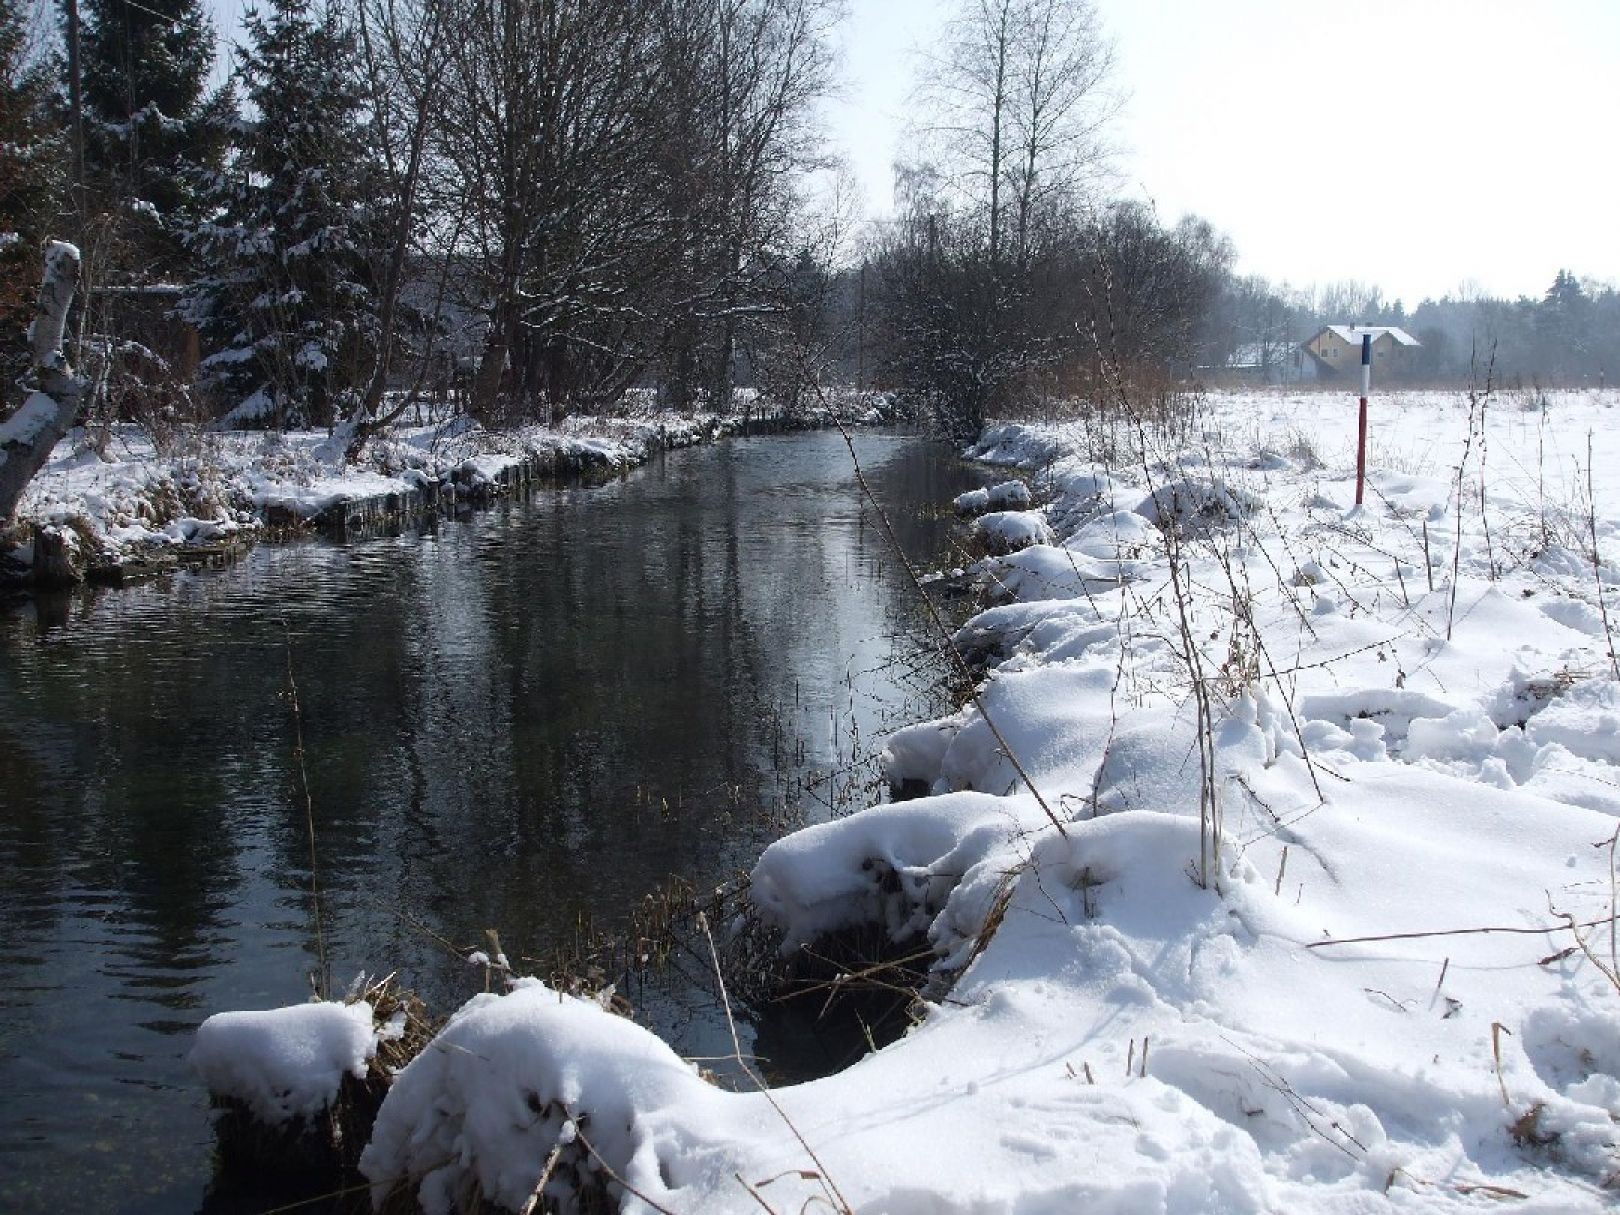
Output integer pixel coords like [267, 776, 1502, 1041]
[1, 409, 733, 574]
[206, 387, 1620, 1212]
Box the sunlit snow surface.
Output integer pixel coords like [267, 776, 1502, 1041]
[220, 389, 1620, 1212]
[7, 410, 731, 561]
[190, 1001, 375, 1124]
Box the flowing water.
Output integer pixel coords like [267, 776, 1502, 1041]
[0, 430, 990, 1213]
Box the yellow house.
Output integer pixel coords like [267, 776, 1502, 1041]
[1303, 324, 1419, 379]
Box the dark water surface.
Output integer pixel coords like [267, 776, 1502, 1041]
[0, 431, 988, 1213]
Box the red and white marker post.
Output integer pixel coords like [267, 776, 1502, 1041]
[1355, 332, 1371, 506]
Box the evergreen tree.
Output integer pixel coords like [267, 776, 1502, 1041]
[182, 0, 381, 428]
[1, 0, 59, 401]
[1539, 269, 1593, 382]
[79, 0, 222, 269]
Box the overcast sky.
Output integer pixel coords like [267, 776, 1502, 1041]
[827, 0, 1620, 306]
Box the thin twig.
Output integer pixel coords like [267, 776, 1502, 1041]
[519, 1141, 565, 1215]
[1490, 1022, 1512, 1106]
[567, 1114, 682, 1215]
[283, 619, 328, 998]
[698, 913, 853, 1215]
[1586, 430, 1620, 681]
[1307, 914, 1619, 949]
[253, 1180, 379, 1214]
[735, 1172, 780, 1213]
[1448, 351, 1494, 640]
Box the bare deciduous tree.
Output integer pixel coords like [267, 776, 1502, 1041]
[918, 0, 1115, 266]
[874, 0, 1119, 437]
[342, 0, 454, 457]
[436, 0, 672, 422]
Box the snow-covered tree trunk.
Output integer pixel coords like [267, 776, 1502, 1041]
[0, 241, 88, 522]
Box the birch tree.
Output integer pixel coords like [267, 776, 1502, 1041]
[921, 0, 1113, 267]
[0, 243, 89, 522]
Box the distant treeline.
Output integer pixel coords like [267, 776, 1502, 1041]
[1196, 269, 1617, 389]
[1, 0, 1611, 446]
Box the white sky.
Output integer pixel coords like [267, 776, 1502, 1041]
[826, 0, 1620, 305]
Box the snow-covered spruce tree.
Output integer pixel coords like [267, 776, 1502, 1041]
[80, 0, 226, 271]
[1, 0, 61, 404]
[183, 0, 382, 430]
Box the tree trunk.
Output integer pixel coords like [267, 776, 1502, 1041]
[0, 242, 89, 523]
[343, 1, 447, 464]
[32, 523, 86, 587]
[470, 335, 508, 423]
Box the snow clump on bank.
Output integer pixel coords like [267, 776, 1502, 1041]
[190, 1000, 376, 1124]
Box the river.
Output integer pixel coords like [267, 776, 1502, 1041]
[0, 430, 989, 1213]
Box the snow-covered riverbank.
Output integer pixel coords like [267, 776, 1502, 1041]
[0, 408, 768, 586]
[198, 386, 1620, 1212]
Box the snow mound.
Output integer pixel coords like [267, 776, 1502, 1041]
[981, 543, 1123, 603]
[190, 1000, 376, 1125]
[1526, 679, 1620, 764]
[1064, 508, 1157, 559]
[750, 790, 1043, 961]
[954, 479, 1032, 515]
[973, 509, 1053, 554]
[1135, 475, 1260, 532]
[964, 422, 1068, 468]
[360, 981, 724, 1215]
[1523, 1001, 1620, 1106]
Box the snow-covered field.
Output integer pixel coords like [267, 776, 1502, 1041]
[198, 387, 1620, 1212]
[1, 410, 735, 577]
